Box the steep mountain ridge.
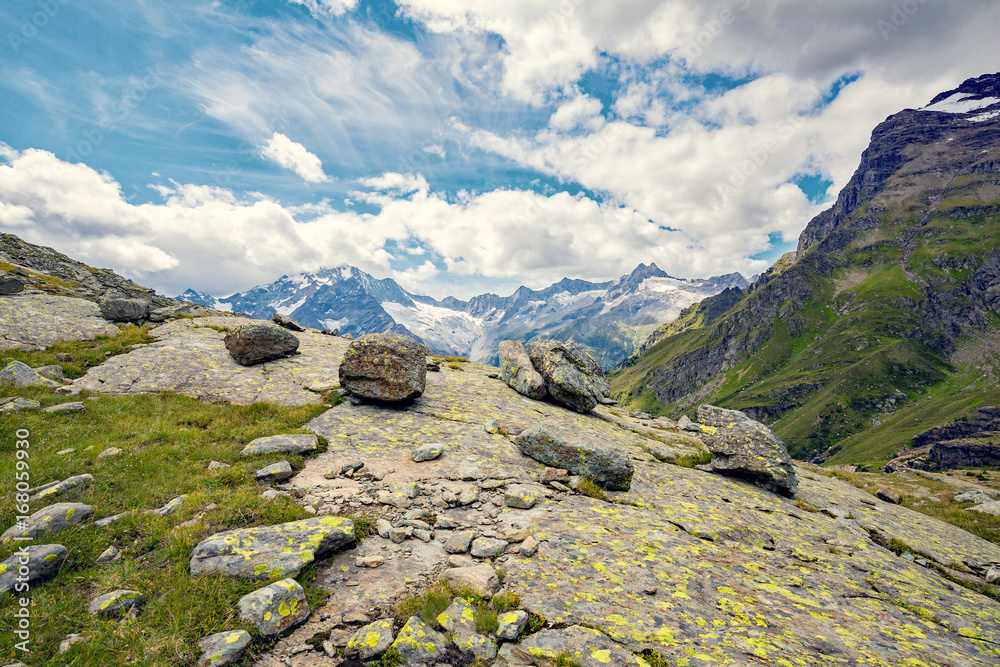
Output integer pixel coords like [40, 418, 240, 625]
[180, 263, 748, 368]
[613, 72, 1000, 463]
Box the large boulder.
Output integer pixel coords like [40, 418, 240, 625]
[238, 579, 310, 636]
[0, 544, 68, 594]
[526, 339, 609, 413]
[338, 333, 427, 402]
[190, 516, 355, 580]
[697, 404, 798, 496]
[513, 422, 633, 491]
[240, 434, 318, 457]
[499, 340, 546, 400]
[223, 323, 300, 366]
[0, 270, 24, 295]
[98, 294, 150, 322]
[515, 625, 649, 667]
[0, 361, 62, 389]
[1, 503, 93, 546]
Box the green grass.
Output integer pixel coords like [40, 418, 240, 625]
[0, 332, 346, 665]
[1, 325, 154, 379]
[394, 579, 521, 635]
[576, 479, 609, 502]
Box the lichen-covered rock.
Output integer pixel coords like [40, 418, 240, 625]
[497, 610, 528, 641]
[148, 303, 214, 323]
[255, 461, 293, 483]
[238, 578, 310, 636]
[0, 270, 24, 295]
[514, 422, 633, 491]
[876, 488, 901, 504]
[99, 295, 150, 323]
[151, 495, 186, 517]
[697, 404, 798, 496]
[241, 434, 318, 457]
[505, 484, 541, 509]
[271, 312, 306, 332]
[444, 531, 476, 554]
[526, 339, 609, 413]
[224, 323, 300, 366]
[41, 401, 85, 414]
[0, 544, 68, 594]
[0, 398, 40, 413]
[345, 618, 395, 659]
[499, 340, 547, 400]
[518, 626, 647, 667]
[443, 563, 499, 598]
[31, 474, 94, 502]
[437, 597, 476, 634]
[339, 333, 427, 402]
[196, 629, 251, 667]
[955, 490, 995, 504]
[1, 502, 93, 546]
[0, 293, 120, 350]
[0, 361, 62, 389]
[392, 616, 447, 664]
[470, 537, 507, 558]
[412, 443, 444, 462]
[87, 589, 144, 618]
[190, 516, 355, 580]
[457, 632, 498, 660]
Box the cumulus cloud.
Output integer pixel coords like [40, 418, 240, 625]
[0, 147, 733, 299]
[259, 132, 329, 183]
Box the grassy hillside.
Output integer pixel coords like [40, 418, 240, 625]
[612, 127, 1000, 465]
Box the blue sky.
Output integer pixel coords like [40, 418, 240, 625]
[1, 0, 998, 299]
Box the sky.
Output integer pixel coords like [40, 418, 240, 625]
[0, 0, 998, 300]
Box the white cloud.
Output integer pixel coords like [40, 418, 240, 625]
[286, 0, 358, 18]
[0, 146, 751, 300]
[259, 132, 329, 184]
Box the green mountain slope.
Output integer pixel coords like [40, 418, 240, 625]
[612, 73, 1000, 465]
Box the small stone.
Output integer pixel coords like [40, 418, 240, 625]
[1, 502, 94, 546]
[58, 633, 85, 654]
[0, 544, 68, 593]
[97, 447, 124, 460]
[471, 537, 507, 558]
[57, 448, 76, 455]
[151, 495, 187, 517]
[344, 611, 371, 624]
[55, 386, 83, 397]
[519, 536, 539, 557]
[96, 545, 122, 566]
[413, 443, 444, 462]
[260, 489, 291, 500]
[550, 481, 572, 493]
[31, 474, 94, 502]
[345, 619, 395, 660]
[196, 630, 251, 667]
[238, 578, 310, 636]
[444, 531, 476, 554]
[413, 529, 432, 542]
[208, 461, 230, 471]
[458, 485, 480, 506]
[94, 512, 132, 528]
[455, 633, 498, 660]
[986, 568, 1000, 585]
[356, 556, 385, 568]
[484, 418, 502, 434]
[41, 401, 85, 414]
[448, 554, 475, 568]
[0, 398, 40, 413]
[504, 485, 540, 510]
[342, 461, 365, 474]
[389, 526, 408, 544]
[88, 590, 144, 618]
[376, 519, 393, 538]
[496, 610, 529, 641]
[241, 434, 318, 457]
[877, 488, 902, 505]
[255, 461, 293, 483]
[0, 361, 62, 389]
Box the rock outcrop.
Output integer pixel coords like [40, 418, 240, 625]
[514, 422, 634, 491]
[697, 404, 799, 496]
[527, 339, 610, 413]
[499, 340, 547, 400]
[224, 323, 300, 366]
[338, 333, 427, 402]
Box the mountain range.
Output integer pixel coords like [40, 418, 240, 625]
[613, 72, 1000, 466]
[176, 264, 749, 369]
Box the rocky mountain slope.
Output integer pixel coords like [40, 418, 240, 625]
[613, 72, 1000, 464]
[177, 264, 747, 369]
